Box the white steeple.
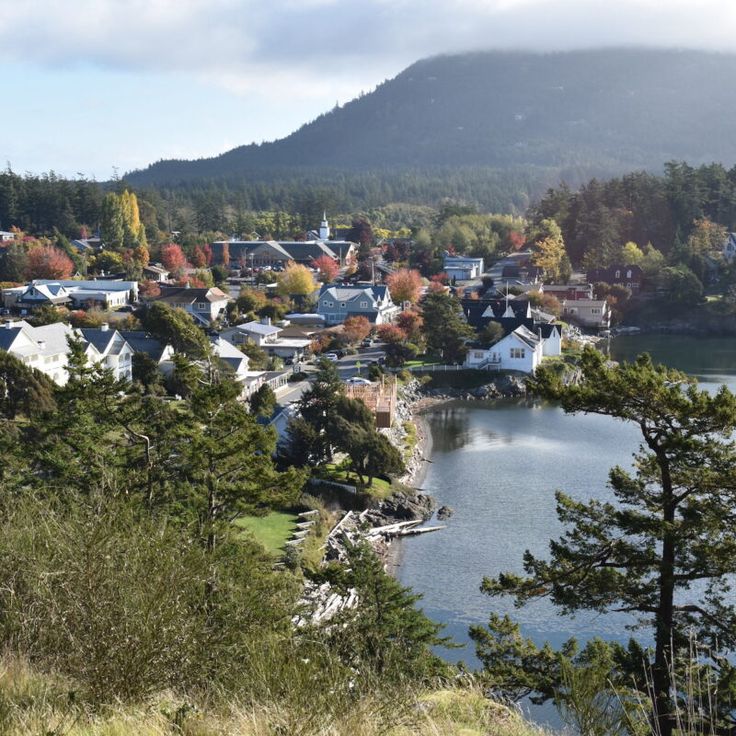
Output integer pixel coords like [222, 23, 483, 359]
[319, 212, 330, 241]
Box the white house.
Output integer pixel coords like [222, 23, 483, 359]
[317, 284, 399, 325]
[443, 254, 485, 281]
[3, 279, 137, 312]
[561, 299, 610, 329]
[80, 325, 134, 381]
[119, 330, 175, 376]
[0, 231, 15, 243]
[0, 321, 76, 384]
[464, 324, 561, 374]
[220, 318, 311, 361]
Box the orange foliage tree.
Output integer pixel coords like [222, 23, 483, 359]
[26, 245, 74, 279]
[342, 315, 372, 344]
[386, 268, 423, 304]
[312, 254, 339, 283]
[161, 243, 188, 277]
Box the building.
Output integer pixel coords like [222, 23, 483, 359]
[345, 376, 397, 428]
[586, 264, 643, 293]
[464, 324, 556, 374]
[142, 264, 170, 282]
[0, 231, 15, 243]
[317, 284, 399, 326]
[220, 318, 311, 361]
[152, 285, 230, 325]
[80, 325, 134, 381]
[443, 254, 485, 281]
[561, 299, 610, 329]
[0, 321, 134, 384]
[0, 320, 76, 384]
[118, 330, 175, 375]
[2, 279, 137, 312]
[539, 283, 593, 301]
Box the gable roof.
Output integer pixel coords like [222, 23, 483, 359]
[318, 283, 391, 306]
[118, 331, 170, 361]
[235, 320, 281, 336]
[156, 286, 229, 305]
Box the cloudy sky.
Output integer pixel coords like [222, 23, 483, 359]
[2, 0, 735, 178]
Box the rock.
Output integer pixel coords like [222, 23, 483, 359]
[436, 505, 454, 520]
[377, 491, 435, 523]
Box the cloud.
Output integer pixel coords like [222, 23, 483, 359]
[2, 0, 736, 100]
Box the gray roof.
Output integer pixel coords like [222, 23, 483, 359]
[236, 320, 281, 336]
[118, 331, 169, 361]
[79, 328, 117, 354]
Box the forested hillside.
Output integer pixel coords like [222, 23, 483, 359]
[127, 48, 736, 193]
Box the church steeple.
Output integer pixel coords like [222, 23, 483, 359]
[319, 212, 330, 240]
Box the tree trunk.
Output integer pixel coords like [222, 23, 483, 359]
[653, 451, 676, 736]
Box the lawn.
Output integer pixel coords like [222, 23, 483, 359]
[319, 462, 393, 499]
[404, 355, 442, 368]
[235, 510, 300, 555]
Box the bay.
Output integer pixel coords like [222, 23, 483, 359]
[396, 334, 736, 678]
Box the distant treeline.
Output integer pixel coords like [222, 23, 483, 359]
[530, 161, 736, 265]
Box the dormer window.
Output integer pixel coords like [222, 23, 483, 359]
[340, 302, 346, 308]
[626, 270, 632, 278]
[615, 270, 621, 278]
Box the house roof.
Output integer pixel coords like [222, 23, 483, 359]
[511, 325, 542, 349]
[319, 283, 391, 305]
[118, 331, 170, 361]
[143, 264, 169, 275]
[278, 241, 337, 262]
[235, 320, 281, 336]
[156, 286, 229, 304]
[211, 337, 249, 372]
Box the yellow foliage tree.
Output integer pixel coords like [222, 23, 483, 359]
[532, 236, 566, 282]
[277, 262, 316, 298]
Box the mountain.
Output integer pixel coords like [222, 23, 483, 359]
[126, 48, 736, 188]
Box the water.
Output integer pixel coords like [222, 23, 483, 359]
[396, 335, 736, 721]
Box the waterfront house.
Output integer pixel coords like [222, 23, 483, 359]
[464, 325, 549, 374]
[539, 283, 593, 301]
[561, 298, 610, 329]
[317, 284, 399, 325]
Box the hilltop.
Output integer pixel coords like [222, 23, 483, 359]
[127, 48, 736, 190]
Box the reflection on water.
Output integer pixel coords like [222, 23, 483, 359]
[398, 337, 736, 670]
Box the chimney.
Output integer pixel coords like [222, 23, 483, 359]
[260, 317, 271, 326]
[37, 340, 46, 350]
[100, 323, 109, 332]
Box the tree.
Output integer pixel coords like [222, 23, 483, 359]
[526, 291, 562, 318]
[420, 291, 473, 363]
[26, 245, 74, 279]
[480, 349, 736, 736]
[660, 265, 703, 305]
[312, 254, 339, 283]
[0, 242, 29, 281]
[191, 245, 207, 268]
[479, 321, 504, 347]
[142, 302, 211, 359]
[620, 241, 644, 265]
[687, 218, 727, 255]
[276, 262, 315, 300]
[297, 359, 344, 463]
[161, 243, 188, 277]
[342, 315, 372, 344]
[0, 351, 56, 419]
[395, 310, 424, 344]
[531, 221, 567, 282]
[386, 268, 423, 304]
[100, 192, 124, 249]
[377, 324, 417, 367]
[249, 383, 277, 418]
[131, 352, 162, 392]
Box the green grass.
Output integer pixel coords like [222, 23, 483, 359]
[318, 463, 394, 499]
[235, 511, 300, 555]
[404, 355, 442, 368]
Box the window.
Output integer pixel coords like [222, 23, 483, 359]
[591, 308, 600, 314]
[196, 302, 206, 310]
[473, 351, 485, 358]
[615, 270, 621, 278]
[340, 302, 346, 308]
[360, 301, 368, 308]
[510, 347, 525, 359]
[626, 270, 632, 278]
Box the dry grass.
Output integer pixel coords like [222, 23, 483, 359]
[0, 658, 545, 736]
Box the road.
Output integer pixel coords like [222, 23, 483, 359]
[272, 345, 386, 434]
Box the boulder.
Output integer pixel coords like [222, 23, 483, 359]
[436, 505, 454, 520]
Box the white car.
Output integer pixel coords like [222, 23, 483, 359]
[323, 353, 339, 362]
[345, 377, 372, 385]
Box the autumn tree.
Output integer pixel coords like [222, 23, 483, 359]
[342, 315, 372, 344]
[276, 262, 315, 300]
[191, 245, 207, 268]
[161, 243, 188, 277]
[26, 245, 74, 279]
[377, 324, 417, 367]
[479, 349, 736, 736]
[395, 309, 424, 344]
[312, 254, 339, 283]
[530, 219, 567, 282]
[386, 268, 423, 304]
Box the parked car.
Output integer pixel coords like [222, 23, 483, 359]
[335, 349, 346, 359]
[360, 339, 373, 348]
[323, 352, 339, 362]
[117, 305, 134, 313]
[345, 377, 372, 385]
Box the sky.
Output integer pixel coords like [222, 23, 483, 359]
[2, 0, 736, 178]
